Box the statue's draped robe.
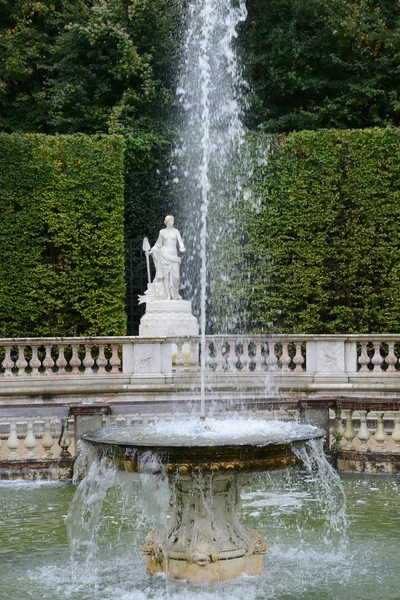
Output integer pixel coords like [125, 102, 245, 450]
[151, 234, 182, 300]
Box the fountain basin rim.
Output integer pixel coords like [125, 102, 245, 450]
[81, 425, 325, 474]
[81, 425, 326, 448]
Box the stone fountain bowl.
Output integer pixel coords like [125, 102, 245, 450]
[81, 419, 326, 583]
[81, 419, 325, 474]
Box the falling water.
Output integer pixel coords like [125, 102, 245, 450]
[65, 434, 348, 584]
[174, 0, 248, 418]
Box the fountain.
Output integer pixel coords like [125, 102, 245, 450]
[79, 419, 325, 583]
[69, 0, 339, 586]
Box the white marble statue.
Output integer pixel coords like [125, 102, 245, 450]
[139, 216, 185, 303]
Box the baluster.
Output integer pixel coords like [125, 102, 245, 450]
[385, 342, 398, 372]
[41, 420, 54, 459]
[83, 344, 95, 375]
[16, 345, 28, 376]
[266, 342, 278, 372]
[343, 410, 356, 450]
[254, 341, 265, 372]
[7, 420, 19, 460]
[24, 420, 37, 459]
[175, 339, 185, 373]
[204, 342, 212, 371]
[96, 345, 108, 374]
[279, 342, 291, 372]
[233, 340, 241, 372]
[110, 344, 121, 374]
[374, 411, 387, 448]
[56, 344, 68, 375]
[334, 407, 344, 439]
[189, 339, 199, 371]
[293, 343, 305, 372]
[215, 340, 225, 373]
[240, 339, 250, 372]
[42, 344, 55, 375]
[391, 411, 400, 451]
[3, 346, 14, 376]
[29, 345, 41, 376]
[225, 342, 234, 372]
[59, 419, 72, 458]
[357, 410, 370, 451]
[371, 341, 383, 372]
[358, 342, 370, 372]
[69, 344, 81, 375]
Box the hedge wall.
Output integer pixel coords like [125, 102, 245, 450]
[0, 134, 126, 336]
[248, 128, 400, 334]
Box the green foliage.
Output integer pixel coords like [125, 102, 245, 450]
[124, 133, 173, 240]
[246, 127, 400, 333]
[245, 0, 400, 131]
[44, 0, 183, 137]
[0, 0, 88, 133]
[0, 0, 183, 137]
[0, 133, 126, 336]
[0, 0, 182, 241]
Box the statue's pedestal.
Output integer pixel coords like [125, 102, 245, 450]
[139, 300, 198, 338]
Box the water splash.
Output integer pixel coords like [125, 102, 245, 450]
[66, 456, 118, 564]
[293, 438, 348, 551]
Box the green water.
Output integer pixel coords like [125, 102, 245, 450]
[0, 473, 399, 600]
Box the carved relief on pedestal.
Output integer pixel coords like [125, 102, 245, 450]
[139, 309, 198, 337]
[141, 471, 267, 582]
[317, 342, 345, 373]
[133, 345, 159, 374]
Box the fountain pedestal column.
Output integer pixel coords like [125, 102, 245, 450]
[141, 470, 267, 583]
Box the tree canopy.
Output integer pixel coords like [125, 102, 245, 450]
[0, 0, 182, 136]
[245, 0, 400, 131]
[2, 1, 400, 138]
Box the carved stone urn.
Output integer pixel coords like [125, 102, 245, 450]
[82, 422, 324, 583]
[140, 470, 267, 582]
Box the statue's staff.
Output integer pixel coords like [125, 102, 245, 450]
[142, 237, 151, 284]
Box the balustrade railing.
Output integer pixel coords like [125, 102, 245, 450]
[354, 338, 400, 372]
[1, 335, 400, 377]
[3, 406, 400, 464]
[0, 417, 73, 461]
[331, 408, 400, 453]
[175, 336, 307, 373]
[0, 338, 123, 377]
[1, 400, 400, 479]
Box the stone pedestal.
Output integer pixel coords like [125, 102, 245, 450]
[139, 300, 198, 337]
[141, 471, 267, 583]
[69, 404, 111, 454]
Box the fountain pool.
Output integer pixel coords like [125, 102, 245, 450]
[1, 473, 399, 600]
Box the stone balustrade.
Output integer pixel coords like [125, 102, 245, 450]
[2, 400, 400, 478]
[0, 417, 71, 460]
[1, 334, 399, 377]
[0, 334, 400, 477]
[332, 408, 400, 452]
[0, 338, 123, 376]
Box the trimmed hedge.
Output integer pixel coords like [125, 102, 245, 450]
[248, 127, 400, 333]
[0, 134, 126, 336]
